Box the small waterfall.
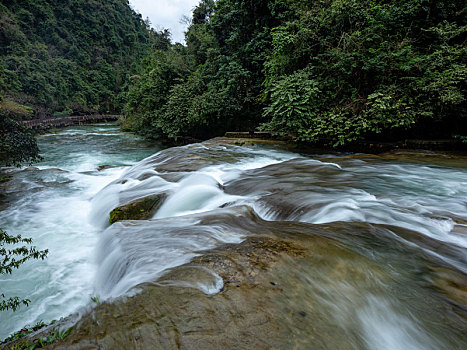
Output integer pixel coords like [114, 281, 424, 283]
[153, 173, 240, 219]
[94, 209, 246, 299]
[92, 143, 467, 302]
[0, 125, 162, 340]
[358, 296, 437, 350]
[2, 130, 466, 348]
[89, 144, 297, 298]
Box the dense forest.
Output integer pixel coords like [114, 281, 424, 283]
[124, 0, 466, 146]
[0, 0, 168, 165]
[1, 0, 466, 156]
[0, 0, 169, 117]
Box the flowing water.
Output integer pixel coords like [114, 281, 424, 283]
[0, 124, 163, 339]
[1, 127, 466, 349]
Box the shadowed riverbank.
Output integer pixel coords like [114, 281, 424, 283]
[19, 115, 121, 131]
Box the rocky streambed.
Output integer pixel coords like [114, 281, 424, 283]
[49, 211, 467, 349]
[2, 133, 467, 349]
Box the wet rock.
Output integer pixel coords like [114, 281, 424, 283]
[429, 266, 467, 307]
[109, 193, 167, 224]
[48, 234, 311, 350]
[139, 139, 292, 176]
[97, 165, 118, 171]
[38, 217, 467, 349]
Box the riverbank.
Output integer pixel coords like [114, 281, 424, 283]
[19, 115, 121, 131]
[224, 132, 467, 153]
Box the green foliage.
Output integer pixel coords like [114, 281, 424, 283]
[123, 46, 192, 137]
[0, 115, 41, 167]
[0, 228, 48, 312]
[3, 325, 73, 350]
[33, 327, 73, 348]
[262, 0, 466, 144]
[0, 99, 34, 120]
[120, 0, 466, 145]
[453, 135, 467, 143]
[124, 0, 282, 141]
[262, 68, 322, 135]
[2, 320, 57, 345]
[0, 98, 41, 167]
[52, 108, 73, 118]
[0, 0, 162, 115]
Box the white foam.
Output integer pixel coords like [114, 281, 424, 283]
[358, 296, 438, 350]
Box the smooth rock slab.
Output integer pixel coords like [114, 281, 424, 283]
[45, 220, 467, 349]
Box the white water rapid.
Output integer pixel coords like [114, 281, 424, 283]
[0, 125, 162, 339]
[1, 127, 466, 349]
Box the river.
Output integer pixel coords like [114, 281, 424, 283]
[0, 124, 163, 339]
[1, 125, 466, 349]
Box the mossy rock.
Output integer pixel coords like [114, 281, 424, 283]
[0, 175, 12, 183]
[109, 193, 167, 224]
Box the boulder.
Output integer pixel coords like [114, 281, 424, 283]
[109, 193, 167, 224]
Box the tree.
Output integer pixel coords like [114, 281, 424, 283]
[261, 0, 466, 144]
[124, 0, 466, 145]
[0, 228, 48, 311]
[0, 114, 41, 167]
[0, 104, 44, 313]
[0, 0, 159, 115]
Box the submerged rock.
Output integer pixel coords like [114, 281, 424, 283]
[429, 266, 467, 307]
[109, 193, 167, 224]
[97, 165, 118, 171]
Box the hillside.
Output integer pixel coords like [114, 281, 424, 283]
[124, 0, 466, 146]
[0, 0, 169, 118]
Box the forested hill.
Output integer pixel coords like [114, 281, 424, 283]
[1, 0, 465, 146]
[0, 0, 169, 118]
[124, 0, 466, 146]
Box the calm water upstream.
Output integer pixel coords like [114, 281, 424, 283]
[0, 126, 466, 349]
